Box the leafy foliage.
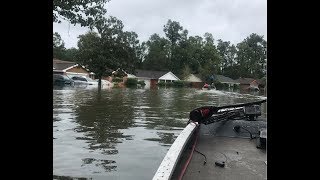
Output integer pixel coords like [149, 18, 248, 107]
[76, 16, 143, 85]
[137, 80, 146, 86]
[53, 0, 109, 27]
[64, 48, 79, 61]
[53, 32, 66, 59]
[236, 33, 267, 79]
[55, 17, 267, 86]
[125, 78, 138, 87]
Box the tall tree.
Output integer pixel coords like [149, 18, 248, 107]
[64, 48, 79, 61]
[236, 33, 266, 78]
[142, 34, 171, 71]
[53, 0, 109, 27]
[201, 33, 221, 76]
[163, 19, 183, 46]
[217, 39, 238, 78]
[77, 16, 142, 88]
[163, 20, 188, 75]
[185, 36, 203, 73]
[53, 32, 66, 59]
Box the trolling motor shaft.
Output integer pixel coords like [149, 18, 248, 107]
[189, 100, 266, 125]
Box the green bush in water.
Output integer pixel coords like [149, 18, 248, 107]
[157, 81, 166, 86]
[125, 78, 138, 87]
[215, 81, 223, 89]
[137, 80, 146, 86]
[166, 82, 174, 86]
[113, 77, 123, 83]
[173, 80, 185, 87]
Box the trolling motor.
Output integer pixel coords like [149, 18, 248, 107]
[244, 105, 262, 121]
[189, 100, 266, 124]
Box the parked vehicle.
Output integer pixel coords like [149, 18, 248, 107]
[70, 76, 98, 86]
[53, 74, 74, 86]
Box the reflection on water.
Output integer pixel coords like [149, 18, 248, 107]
[53, 87, 266, 180]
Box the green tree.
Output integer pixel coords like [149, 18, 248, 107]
[163, 19, 183, 46]
[53, 32, 66, 59]
[77, 16, 142, 88]
[64, 48, 79, 61]
[217, 39, 237, 78]
[185, 36, 203, 73]
[53, 0, 109, 27]
[142, 33, 171, 71]
[201, 33, 221, 75]
[185, 33, 221, 81]
[163, 20, 189, 76]
[236, 33, 266, 78]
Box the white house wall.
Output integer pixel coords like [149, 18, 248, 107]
[158, 72, 180, 81]
[144, 79, 151, 89]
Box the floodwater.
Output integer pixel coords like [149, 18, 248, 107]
[53, 86, 266, 180]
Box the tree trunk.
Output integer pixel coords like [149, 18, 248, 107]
[98, 77, 102, 90]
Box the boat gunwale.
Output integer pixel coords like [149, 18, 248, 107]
[152, 122, 198, 180]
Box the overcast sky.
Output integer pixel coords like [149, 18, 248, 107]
[53, 0, 267, 49]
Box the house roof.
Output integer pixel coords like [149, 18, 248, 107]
[184, 74, 202, 82]
[53, 59, 93, 74]
[236, 78, 258, 85]
[53, 59, 76, 71]
[159, 72, 180, 81]
[256, 78, 266, 86]
[214, 75, 239, 84]
[134, 69, 168, 79]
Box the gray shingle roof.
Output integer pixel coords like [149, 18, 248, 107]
[134, 69, 168, 79]
[236, 78, 257, 85]
[53, 59, 76, 71]
[214, 75, 238, 84]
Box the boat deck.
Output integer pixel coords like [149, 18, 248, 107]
[171, 119, 267, 180]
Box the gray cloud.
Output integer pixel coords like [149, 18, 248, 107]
[53, 0, 266, 48]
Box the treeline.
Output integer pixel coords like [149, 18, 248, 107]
[54, 15, 266, 84]
[54, 0, 266, 87]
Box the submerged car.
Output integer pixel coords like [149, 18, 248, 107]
[70, 76, 98, 86]
[53, 74, 74, 86]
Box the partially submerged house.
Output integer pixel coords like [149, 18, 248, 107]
[53, 59, 95, 79]
[183, 74, 203, 88]
[213, 75, 240, 88]
[112, 68, 136, 80]
[134, 69, 180, 88]
[108, 68, 136, 87]
[236, 78, 260, 91]
[256, 77, 266, 89]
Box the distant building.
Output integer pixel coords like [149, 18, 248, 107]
[134, 69, 180, 88]
[214, 75, 240, 88]
[53, 59, 95, 79]
[183, 74, 203, 88]
[236, 78, 260, 91]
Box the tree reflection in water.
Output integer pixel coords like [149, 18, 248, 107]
[73, 89, 135, 171]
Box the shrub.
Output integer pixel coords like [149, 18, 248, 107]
[157, 81, 165, 86]
[113, 77, 123, 83]
[137, 80, 146, 86]
[173, 80, 185, 87]
[215, 81, 223, 89]
[166, 82, 174, 86]
[125, 78, 138, 87]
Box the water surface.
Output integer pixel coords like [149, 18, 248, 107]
[53, 87, 266, 180]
